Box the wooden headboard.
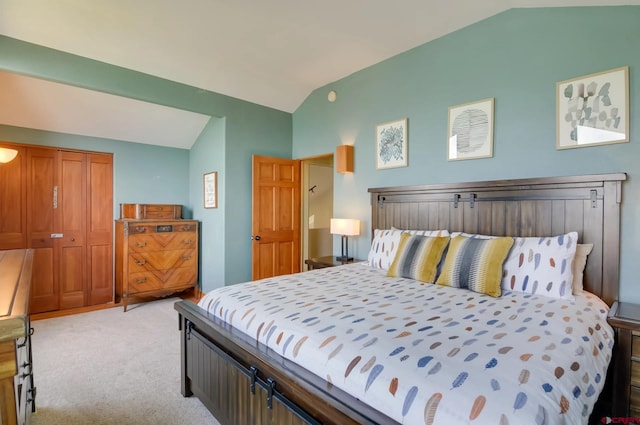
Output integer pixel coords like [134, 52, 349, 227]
[368, 173, 626, 305]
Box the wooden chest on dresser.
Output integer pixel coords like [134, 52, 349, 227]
[0, 249, 35, 425]
[119, 203, 182, 220]
[115, 219, 199, 312]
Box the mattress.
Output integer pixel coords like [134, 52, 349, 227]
[198, 262, 613, 424]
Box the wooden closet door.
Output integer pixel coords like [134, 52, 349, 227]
[0, 144, 26, 250]
[27, 148, 58, 313]
[87, 153, 113, 305]
[57, 151, 87, 310]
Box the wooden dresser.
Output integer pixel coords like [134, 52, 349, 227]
[608, 301, 640, 416]
[115, 204, 199, 312]
[0, 249, 35, 425]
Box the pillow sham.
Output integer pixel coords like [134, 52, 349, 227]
[387, 233, 450, 283]
[572, 243, 593, 295]
[500, 232, 578, 300]
[436, 235, 514, 297]
[367, 228, 449, 270]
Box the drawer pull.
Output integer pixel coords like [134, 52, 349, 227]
[134, 259, 146, 266]
[135, 241, 147, 248]
[181, 225, 193, 231]
[183, 239, 192, 245]
[134, 277, 147, 284]
[182, 255, 192, 261]
[133, 227, 147, 233]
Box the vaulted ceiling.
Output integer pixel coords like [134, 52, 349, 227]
[1, 0, 637, 148]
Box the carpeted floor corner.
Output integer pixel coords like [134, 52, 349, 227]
[30, 298, 220, 425]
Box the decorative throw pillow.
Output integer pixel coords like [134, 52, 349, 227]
[436, 235, 514, 297]
[367, 229, 449, 270]
[500, 232, 578, 299]
[387, 234, 450, 283]
[572, 243, 594, 295]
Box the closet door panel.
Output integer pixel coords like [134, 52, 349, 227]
[0, 144, 26, 250]
[58, 151, 87, 309]
[87, 154, 113, 305]
[27, 148, 58, 313]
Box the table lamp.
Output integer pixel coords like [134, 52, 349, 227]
[330, 218, 360, 261]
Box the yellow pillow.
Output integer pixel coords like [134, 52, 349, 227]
[436, 235, 514, 297]
[387, 233, 450, 283]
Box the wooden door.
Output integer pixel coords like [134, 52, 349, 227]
[86, 153, 113, 305]
[0, 144, 26, 250]
[251, 155, 301, 280]
[27, 148, 58, 313]
[57, 151, 87, 309]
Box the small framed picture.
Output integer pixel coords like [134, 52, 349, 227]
[203, 171, 217, 209]
[375, 118, 408, 169]
[447, 98, 494, 161]
[556, 66, 629, 149]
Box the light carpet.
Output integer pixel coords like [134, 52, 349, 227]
[30, 298, 221, 425]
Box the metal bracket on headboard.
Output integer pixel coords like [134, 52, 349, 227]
[378, 196, 385, 207]
[469, 193, 477, 208]
[453, 194, 460, 208]
[591, 190, 598, 208]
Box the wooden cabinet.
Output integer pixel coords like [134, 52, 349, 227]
[120, 203, 182, 220]
[0, 249, 35, 425]
[0, 142, 114, 314]
[608, 301, 640, 416]
[115, 219, 198, 311]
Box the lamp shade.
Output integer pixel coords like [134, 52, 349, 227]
[330, 218, 360, 236]
[0, 148, 18, 164]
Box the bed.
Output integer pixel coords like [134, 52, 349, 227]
[175, 173, 626, 425]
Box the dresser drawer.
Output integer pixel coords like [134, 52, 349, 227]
[128, 249, 197, 271]
[631, 385, 640, 414]
[633, 331, 640, 355]
[128, 233, 197, 253]
[126, 268, 197, 293]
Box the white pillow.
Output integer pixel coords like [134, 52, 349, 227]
[501, 232, 579, 300]
[367, 228, 449, 270]
[572, 243, 593, 295]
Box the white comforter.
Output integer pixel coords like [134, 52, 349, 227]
[198, 262, 613, 425]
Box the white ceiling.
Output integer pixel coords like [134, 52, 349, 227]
[0, 0, 638, 148]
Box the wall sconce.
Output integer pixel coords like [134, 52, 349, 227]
[0, 147, 18, 164]
[330, 218, 360, 261]
[336, 145, 354, 173]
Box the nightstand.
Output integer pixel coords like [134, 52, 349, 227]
[608, 301, 640, 417]
[304, 256, 363, 270]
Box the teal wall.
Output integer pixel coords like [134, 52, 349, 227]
[0, 35, 292, 293]
[293, 7, 640, 303]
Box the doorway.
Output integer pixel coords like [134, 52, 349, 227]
[301, 155, 334, 269]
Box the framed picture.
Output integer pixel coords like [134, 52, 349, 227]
[203, 171, 217, 209]
[556, 66, 629, 149]
[375, 118, 408, 169]
[447, 98, 494, 161]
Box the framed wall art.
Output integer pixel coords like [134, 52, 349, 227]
[556, 66, 629, 149]
[203, 171, 217, 209]
[447, 98, 494, 161]
[375, 118, 408, 169]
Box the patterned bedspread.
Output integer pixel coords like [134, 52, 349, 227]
[198, 262, 613, 425]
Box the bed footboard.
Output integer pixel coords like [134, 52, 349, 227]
[175, 300, 396, 425]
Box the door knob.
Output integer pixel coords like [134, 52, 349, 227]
[254, 235, 261, 241]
